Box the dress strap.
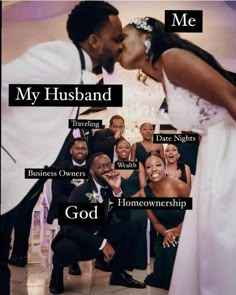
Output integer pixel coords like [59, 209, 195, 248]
[162, 48, 177, 56]
[144, 185, 155, 197]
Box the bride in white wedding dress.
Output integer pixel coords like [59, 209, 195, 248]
[119, 17, 236, 295]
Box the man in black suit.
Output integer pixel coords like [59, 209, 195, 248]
[47, 137, 88, 224]
[93, 115, 125, 162]
[49, 153, 146, 293]
[46, 137, 88, 276]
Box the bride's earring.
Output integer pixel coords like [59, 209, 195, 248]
[144, 39, 151, 60]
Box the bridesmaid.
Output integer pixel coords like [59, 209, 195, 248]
[116, 139, 146, 196]
[135, 154, 190, 289]
[165, 144, 191, 187]
[131, 122, 164, 165]
[131, 122, 164, 257]
[115, 139, 147, 269]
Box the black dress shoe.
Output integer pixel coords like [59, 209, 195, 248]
[68, 262, 81, 275]
[49, 274, 64, 294]
[110, 271, 146, 288]
[122, 271, 146, 285]
[95, 259, 112, 272]
[9, 254, 28, 267]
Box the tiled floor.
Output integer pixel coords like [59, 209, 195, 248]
[9, 219, 168, 295]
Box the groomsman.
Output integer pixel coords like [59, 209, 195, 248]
[49, 153, 146, 293]
[45, 137, 88, 276]
[93, 115, 125, 162]
[47, 137, 88, 224]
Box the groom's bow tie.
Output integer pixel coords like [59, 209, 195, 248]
[92, 66, 103, 75]
[93, 66, 104, 84]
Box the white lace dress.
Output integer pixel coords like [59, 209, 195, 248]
[163, 69, 236, 295]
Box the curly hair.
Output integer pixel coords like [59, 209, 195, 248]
[67, 1, 119, 45]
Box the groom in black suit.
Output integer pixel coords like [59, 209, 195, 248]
[49, 152, 146, 293]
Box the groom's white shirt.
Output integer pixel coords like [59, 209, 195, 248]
[1, 41, 99, 214]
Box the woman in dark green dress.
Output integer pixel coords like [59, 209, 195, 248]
[115, 139, 147, 269]
[115, 139, 146, 196]
[130, 122, 164, 166]
[135, 154, 190, 289]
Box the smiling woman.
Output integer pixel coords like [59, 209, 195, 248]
[135, 154, 190, 289]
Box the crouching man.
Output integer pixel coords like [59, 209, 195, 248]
[49, 153, 146, 293]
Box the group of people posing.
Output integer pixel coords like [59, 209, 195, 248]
[46, 114, 192, 293]
[7, 114, 193, 294]
[2, 1, 235, 295]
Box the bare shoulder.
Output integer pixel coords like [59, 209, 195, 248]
[161, 47, 194, 59]
[160, 47, 230, 85]
[161, 48, 200, 64]
[164, 177, 186, 191]
[160, 48, 207, 76]
[159, 47, 235, 112]
[158, 177, 182, 197]
[160, 177, 176, 189]
[164, 177, 178, 186]
[171, 178, 190, 197]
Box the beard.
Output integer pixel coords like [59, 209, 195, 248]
[94, 171, 108, 187]
[98, 53, 115, 74]
[103, 57, 115, 74]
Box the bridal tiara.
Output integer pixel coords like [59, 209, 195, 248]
[129, 17, 153, 33]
